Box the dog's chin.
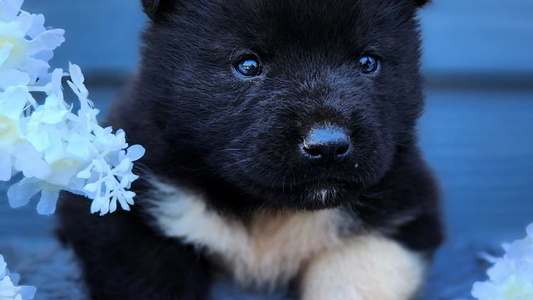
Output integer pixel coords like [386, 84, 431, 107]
[246, 181, 361, 211]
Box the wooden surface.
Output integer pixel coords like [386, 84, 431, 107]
[420, 88, 533, 243]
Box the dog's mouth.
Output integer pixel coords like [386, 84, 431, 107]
[295, 180, 355, 204]
[244, 175, 360, 208]
[248, 174, 356, 191]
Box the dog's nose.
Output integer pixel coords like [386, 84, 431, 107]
[301, 126, 351, 162]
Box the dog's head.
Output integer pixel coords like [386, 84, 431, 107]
[135, 0, 429, 210]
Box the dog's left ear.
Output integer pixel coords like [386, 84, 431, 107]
[410, 0, 431, 8]
[141, 0, 174, 20]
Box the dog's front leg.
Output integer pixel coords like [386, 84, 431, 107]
[300, 235, 426, 300]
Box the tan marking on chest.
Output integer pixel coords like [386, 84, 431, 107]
[149, 180, 344, 291]
[300, 235, 426, 300]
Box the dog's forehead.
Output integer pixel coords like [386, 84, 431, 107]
[215, 0, 408, 27]
[179, 0, 413, 49]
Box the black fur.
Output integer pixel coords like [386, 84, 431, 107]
[58, 0, 443, 299]
[411, 0, 432, 8]
[141, 0, 175, 20]
[141, 0, 160, 18]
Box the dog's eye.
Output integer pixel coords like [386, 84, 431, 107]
[234, 58, 262, 77]
[358, 55, 380, 74]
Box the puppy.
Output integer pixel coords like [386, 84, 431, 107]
[58, 0, 443, 299]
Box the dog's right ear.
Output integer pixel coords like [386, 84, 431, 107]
[410, 0, 431, 8]
[141, 0, 174, 20]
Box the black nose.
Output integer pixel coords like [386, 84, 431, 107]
[301, 126, 351, 162]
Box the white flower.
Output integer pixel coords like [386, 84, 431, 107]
[24, 93, 69, 152]
[3, 64, 145, 216]
[472, 223, 533, 300]
[0, 85, 30, 150]
[7, 178, 62, 215]
[0, 0, 64, 89]
[0, 0, 147, 296]
[66, 63, 144, 215]
[0, 85, 32, 181]
[0, 254, 36, 300]
[0, 0, 144, 216]
[1, 64, 144, 216]
[78, 128, 143, 215]
[472, 276, 533, 300]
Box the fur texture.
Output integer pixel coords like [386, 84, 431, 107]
[300, 235, 426, 300]
[148, 178, 345, 291]
[58, 0, 443, 299]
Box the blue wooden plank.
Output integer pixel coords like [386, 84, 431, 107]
[419, 89, 533, 242]
[22, 0, 146, 74]
[420, 0, 533, 73]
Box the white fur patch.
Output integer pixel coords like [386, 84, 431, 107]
[148, 179, 344, 291]
[300, 235, 426, 300]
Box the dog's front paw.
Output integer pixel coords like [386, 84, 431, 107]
[300, 235, 426, 300]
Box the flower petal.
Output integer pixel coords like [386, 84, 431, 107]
[0, 43, 14, 66]
[7, 178, 41, 209]
[13, 144, 51, 180]
[0, 151, 12, 181]
[19, 286, 36, 300]
[66, 133, 91, 159]
[15, 11, 33, 34]
[27, 28, 65, 55]
[0, 85, 31, 119]
[0, 255, 7, 277]
[472, 281, 500, 299]
[0, 0, 23, 22]
[27, 13, 46, 38]
[25, 124, 50, 152]
[125, 144, 145, 162]
[36, 186, 59, 215]
[20, 56, 49, 80]
[0, 70, 30, 90]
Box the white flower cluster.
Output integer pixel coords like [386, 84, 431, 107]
[0, 254, 35, 300]
[0, 0, 144, 215]
[472, 223, 533, 300]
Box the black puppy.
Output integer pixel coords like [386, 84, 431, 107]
[59, 0, 443, 299]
